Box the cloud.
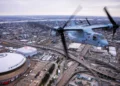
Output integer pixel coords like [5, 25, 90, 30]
[0, 0, 119, 16]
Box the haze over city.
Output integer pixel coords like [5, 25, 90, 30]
[0, 0, 120, 17]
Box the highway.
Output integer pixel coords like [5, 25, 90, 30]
[1, 39, 120, 85]
[57, 62, 79, 86]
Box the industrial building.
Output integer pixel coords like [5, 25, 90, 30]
[16, 46, 37, 57]
[68, 43, 81, 51]
[109, 46, 117, 57]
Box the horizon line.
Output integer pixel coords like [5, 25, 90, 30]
[0, 15, 120, 18]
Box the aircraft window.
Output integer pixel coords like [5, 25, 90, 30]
[93, 35, 97, 41]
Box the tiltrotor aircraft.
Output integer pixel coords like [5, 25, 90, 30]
[50, 6, 119, 58]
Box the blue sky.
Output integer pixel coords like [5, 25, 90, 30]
[0, 0, 120, 16]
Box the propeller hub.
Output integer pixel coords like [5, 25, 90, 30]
[57, 27, 64, 33]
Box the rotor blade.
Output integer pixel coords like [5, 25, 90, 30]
[104, 7, 117, 26]
[113, 28, 117, 37]
[55, 28, 84, 32]
[62, 29, 82, 31]
[60, 31, 69, 59]
[104, 7, 119, 37]
[75, 18, 82, 24]
[86, 18, 91, 25]
[62, 5, 82, 29]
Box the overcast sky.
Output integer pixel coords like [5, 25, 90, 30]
[0, 0, 120, 16]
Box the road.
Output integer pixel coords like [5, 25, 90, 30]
[57, 62, 79, 86]
[1, 39, 120, 82]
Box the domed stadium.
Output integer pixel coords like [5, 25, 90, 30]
[0, 53, 29, 85]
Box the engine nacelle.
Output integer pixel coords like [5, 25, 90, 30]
[50, 29, 59, 36]
[107, 24, 113, 29]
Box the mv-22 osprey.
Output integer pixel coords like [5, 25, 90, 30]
[50, 6, 119, 58]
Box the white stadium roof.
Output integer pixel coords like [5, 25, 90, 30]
[16, 46, 37, 57]
[0, 53, 26, 73]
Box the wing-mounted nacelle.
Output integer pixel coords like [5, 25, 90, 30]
[105, 24, 113, 30]
[101, 24, 115, 31]
[50, 29, 60, 36]
[107, 24, 113, 29]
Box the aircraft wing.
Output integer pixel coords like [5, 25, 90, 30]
[84, 24, 113, 30]
[63, 26, 83, 31]
[53, 24, 113, 32]
[63, 24, 113, 31]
